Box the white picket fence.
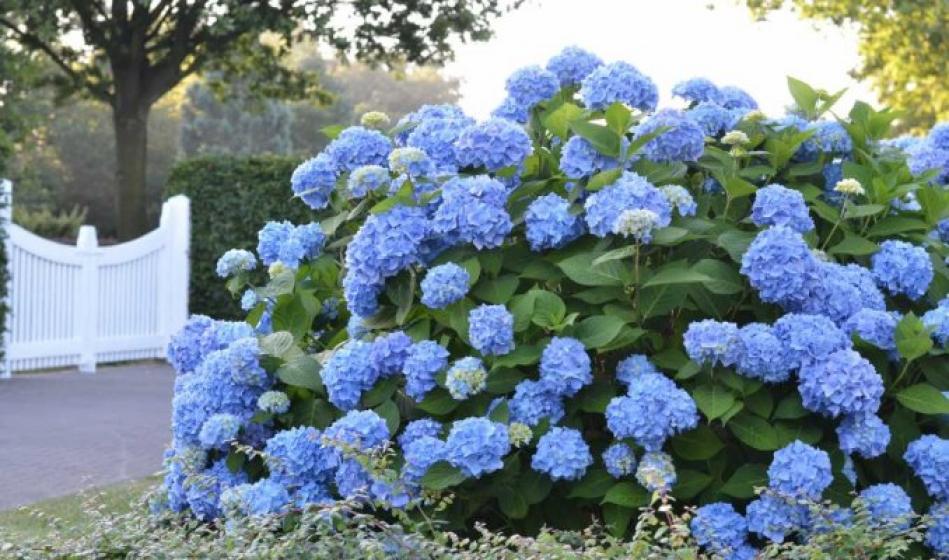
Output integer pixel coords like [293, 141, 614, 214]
[1, 180, 190, 377]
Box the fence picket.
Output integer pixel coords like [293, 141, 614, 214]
[0, 180, 190, 375]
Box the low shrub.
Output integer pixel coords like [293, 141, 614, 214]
[160, 46, 949, 558]
[12, 205, 87, 241]
[164, 156, 310, 319]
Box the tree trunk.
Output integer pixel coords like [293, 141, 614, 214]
[113, 102, 150, 240]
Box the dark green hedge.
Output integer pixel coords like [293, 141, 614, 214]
[164, 155, 313, 319]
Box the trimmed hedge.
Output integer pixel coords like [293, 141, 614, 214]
[164, 155, 311, 318]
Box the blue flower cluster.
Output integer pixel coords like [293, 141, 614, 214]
[634, 109, 706, 163]
[606, 371, 698, 451]
[730, 323, 793, 383]
[616, 354, 659, 387]
[420, 263, 470, 309]
[525, 194, 584, 250]
[579, 61, 658, 111]
[904, 435, 949, 501]
[402, 341, 449, 402]
[686, 102, 742, 137]
[445, 356, 488, 400]
[546, 46, 602, 86]
[750, 184, 814, 233]
[923, 297, 949, 345]
[531, 427, 592, 481]
[691, 502, 753, 558]
[672, 78, 723, 105]
[503, 65, 559, 116]
[584, 171, 671, 237]
[431, 175, 513, 250]
[859, 483, 914, 529]
[559, 136, 622, 178]
[404, 109, 475, 171]
[321, 340, 377, 411]
[256, 221, 326, 269]
[468, 305, 514, 356]
[740, 226, 819, 309]
[602, 442, 637, 478]
[636, 451, 677, 492]
[509, 379, 565, 426]
[215, 249, 256, 278]
[291, 154, 339, 210]
[198, 413, 240, 450]
[836, 412, 890, 459]
[539, 336, 591, 397]
[798, 349, 884, 418]
[871, 240, 934, 300]
[454, 118, 532, 172]
[684, 319, 739, 367]
[767, 440, 832, 500]
[445, 418, 510, 478]
[843, 308, 899, 351]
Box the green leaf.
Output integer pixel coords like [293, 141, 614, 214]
[321, 124, 345, 140]
[843, 203, 886, 219]
[509, 292, 537, 332]
[488, 399, 510, 423]
[497, 489, 529, 519]
[829, 233, 878, 256]
[530, 290, 567, 328]
[642, 263, 712, 288]
[604, 102, 633, 134]
[773, 394, 809, 420]
[591, 244, 637, 267]
[721, 176, 757, 199]
[472, 274, 519, 304]
[361, 377, 399, 408]
[519, 470, 553, 505]
[569, 120, 621, 157]
[225, 450, 245, 473]
[715, 230, 757, 262]
[557, 252, 632, 287]
[373, 399, 400, 435]
[652, 227, 690, 246]
[729, 413, 780, 451]
[745, 389, 774, 418]
[577, 381, 617, 413]
[602, 482, 649, 508]
[416, 389, 459, 415]
[895, 384, 949, 415]
[719, 464, 769, 499]
[586, 168, 624, 191]
[573, 315, 627, 349]
[671, 469, 712, 500]
[543, 102, 584, 139]
[603, 504, 634, 538]
[895, 312, 934, 362]
[420, 461, 466, 490]
[568, 469, 615, 499]
[259, 331, 295, 358]
[692, 384, 736, 421]
[787, 76, 819, 117]
[671, 425, 724, 460]
[492, 345, 542, 369]
[387, 274, 415, 326]
[693, 259, 744, 295]
[867, 216, 930, 238]
[276, 354, 322, 392]
[486, 368, 526, 394]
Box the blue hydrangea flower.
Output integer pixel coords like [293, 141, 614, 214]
[221, 478, 289, 517]
[167, 315, 214, 374]
[837, 413, 891, 459]
[531, 427, 592, 481]
[401, 435, 446, 484]
[603, 442, 637, 478]
[926, 501, 949, 557]
[635, 109, 706, 163]
[505, 65, 559, 111]
[454, 118, 531, 171]
[406, 114, 475, 170]
[843, 309, 899, 350]
[772, 313, 851, 369]
[265, 427, 334, 489]
[559, 135, 621, 178]
[388, 147, 434, 179]
[750, 184, 814, 233]
[686, 102, 741, 137]
[808, 120, 853, 157]
[579, 61, 658, 111]
[660, 185, 697, 217]
[346, 315, 369, 340]
[606, 373, 698, 451]
[325, 126, 392, 172]
[291, 153, 339, 210]
[719, 86, 758, 110]
[225, 337, 267, 386]
[672, 78, 723, 105]
[904, 435, 949, 500]
[369, 331, 412, 378]
[431, 175, 513, 250]
[616, 354, 659, 387]
[684, 319, 739, 367]
[525, 193, 584, 251]
[492, 96, 529, 123]
[858, 483, 914, 529]
[797, 262, 869, 325]
[257, 391, 290, 414]
[636, 451, 677, 492]
[347, 165, 390, 198]
[936, 218, 949, 244]
[612, 209, 660, 242]
[198, 413, 241, 450]
[839, 264, 887, 311]
[256, 221, 326, 269]
[402, 341, 449, 402]
[397, 419, 443, 449]
[396, 104, 470, 143]
[842, 455, 857, 486]
[546, 46, 602, 86]
[324, 410, 390, 453]
[746, 494, 807, 543]
[183, 459, 247, 521]
[445, 356, 488, 400]
[871, 240, 934, 300]
[240, 289, 258, 311]
[468, 305, 514, 356]
[321, 340, 378, 411]
[509, 380, 565, 427]
[691, 502, 749, 555]
[215, 249, 257, 278]
[420, 263, 470, 309]
[445, 418, 510, 478]
[730, 323, 793, 383]
[539, 336, 591, 397]
[930, 122, 949, 150]
[767, 440, 833, 500]
[923, 303, 949, 346]
[584, 172, 672, 237]
[798, 349, 883, 418]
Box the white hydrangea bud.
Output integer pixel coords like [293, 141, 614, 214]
[612, 209, 659, 242]
[834, 178, 865, 196]
[721, 130, 750, 146]
[508, 422, 532, 448]
[268, 262, 287, 279]
[360, 111, 391, 128]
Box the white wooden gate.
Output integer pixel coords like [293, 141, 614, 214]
[1, 180, 190, 377]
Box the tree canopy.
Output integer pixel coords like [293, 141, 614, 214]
[744, 0, 947, 132]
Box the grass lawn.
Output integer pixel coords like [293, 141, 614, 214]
[0, 476, 159, 542]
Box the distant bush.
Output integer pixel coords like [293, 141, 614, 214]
[13, 205, 87, 240]
[164, 156, 311, 319]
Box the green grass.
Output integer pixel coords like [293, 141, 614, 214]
[0, 476, 159, 542]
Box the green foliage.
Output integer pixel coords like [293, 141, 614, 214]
[744, 0, 947, 132]
[12, 204, 86, 240]
[164, 155, 316, 319]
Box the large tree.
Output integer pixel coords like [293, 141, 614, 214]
[743, 0, 947, 133]
[0, 1, 515, 239]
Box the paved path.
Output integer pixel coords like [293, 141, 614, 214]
[0, 362, 174, 510]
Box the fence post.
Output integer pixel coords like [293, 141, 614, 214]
[160, 195, 190, 344]
[1, 179, 11, 379]
[76, 225, 99, 373]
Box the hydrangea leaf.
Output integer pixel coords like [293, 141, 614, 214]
[421, 461, 467, 490]
[728, 412, 780, 451]
[719, 464, 769, 499]
[895, 312, 934, 362]
[601, 482, 649, 508]
[567, 469, 614, 499]
[472, 275, 520, 305]
[572, 315, 627, 349]
[692, 384, 736, 421]
[276, 354, 322, 393]
[670, 469, 712, 500]
[671, 425, 723, 460]
[895, 384, 949, 415]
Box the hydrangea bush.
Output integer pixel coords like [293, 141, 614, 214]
[160, 47, 949, 556]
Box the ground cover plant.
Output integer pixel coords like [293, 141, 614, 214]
[159, 47, 949, 558]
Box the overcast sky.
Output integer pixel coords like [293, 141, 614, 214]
[443, 0, 876, 119]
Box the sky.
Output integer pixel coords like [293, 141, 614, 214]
[443, 0, 876, 119]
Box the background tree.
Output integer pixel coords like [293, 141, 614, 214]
[0, 1, 516, 239]
[743, 0, 947, 132]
